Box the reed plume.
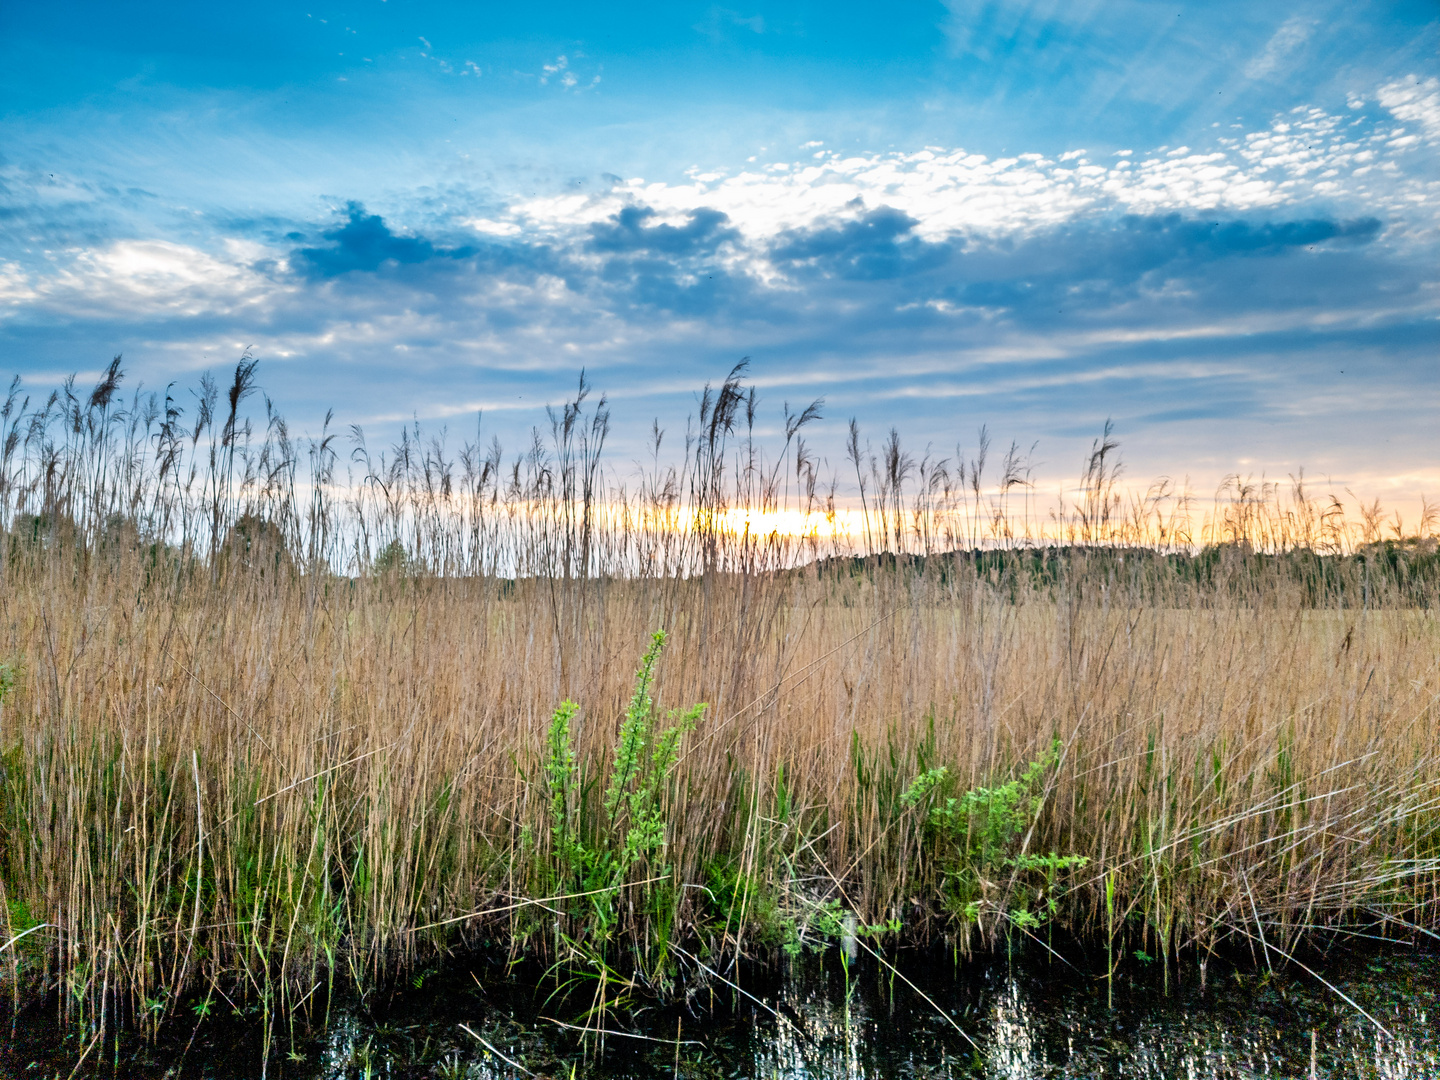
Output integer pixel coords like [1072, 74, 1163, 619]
[0, 359, 1436, 1041]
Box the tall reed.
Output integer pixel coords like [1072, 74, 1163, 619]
[0, 358, 1436, 1041]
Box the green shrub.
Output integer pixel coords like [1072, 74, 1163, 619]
[538, 630, 705, 973]
[903, 739, 1088, 934]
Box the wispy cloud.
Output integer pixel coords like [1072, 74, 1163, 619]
[695, 7, 767, 43]
[535, 53, 600, 91]
[2, 240, 277, 321]
[1244, 15, 1316, 81]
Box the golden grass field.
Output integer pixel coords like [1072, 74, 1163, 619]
[1, 361, 1437, 1040]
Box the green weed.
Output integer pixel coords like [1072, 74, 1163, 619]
[903, 740, 1089, 939]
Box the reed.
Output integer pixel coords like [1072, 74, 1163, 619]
[0, 359, 1437, 1042]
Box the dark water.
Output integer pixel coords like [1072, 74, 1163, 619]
[4, 945, 1437, 1078]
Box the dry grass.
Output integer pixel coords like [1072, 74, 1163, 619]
[0, 359, 1437, 1041]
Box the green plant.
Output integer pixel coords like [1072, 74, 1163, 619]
[543, 699, 585, 888]
[538, 631, 705, 979]
[903, 740, 1089, 938]
[0, 660, 16, 706]
[5, 897, 37, 935]
[803, 898, 898, 955]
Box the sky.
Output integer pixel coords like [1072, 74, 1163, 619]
[1, 0, 1437, 513]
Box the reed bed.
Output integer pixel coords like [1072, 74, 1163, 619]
[0, 359, 1437, 1045]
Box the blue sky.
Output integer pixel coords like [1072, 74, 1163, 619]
[1, 0, 1437, 507]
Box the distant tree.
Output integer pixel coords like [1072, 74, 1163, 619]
[219, 514, 295, 582]
[371, 538, 411, 578]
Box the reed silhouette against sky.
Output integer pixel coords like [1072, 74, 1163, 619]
[0, 358, 1436, 1047]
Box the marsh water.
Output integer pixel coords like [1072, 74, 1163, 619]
[4, 945, 1437, 1079]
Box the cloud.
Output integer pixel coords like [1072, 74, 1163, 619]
[0, 114, 1419, 347]
[587, 205, 738, 257]
[1, 97, 1435, 508]
[769, 205, 955, 280]
[1244, 16, 1315, 81]
[536, 53, 601, 91]
[0, 260, 39, 311]
[2, 240, 275, 321]
[295, 203, 469, 277]
[1133, 214, 1382, 256]
[498, 103, 1433, 255]
[540, 55, 568, 85]
[1378, 76, 1440, 141]
[695, 7, 767, 43]
[940, 213, 1387, 320]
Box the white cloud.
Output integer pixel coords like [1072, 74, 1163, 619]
[465, 218, 522, 237]
[3, 96, 1433, 369]
[496, 103, 1432, 255]
[1378, 76, 1440, 141]
[0, 261, 39, 312]
[9, 241, 277, 321]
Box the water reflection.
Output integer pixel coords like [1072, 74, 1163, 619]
[3, 947, 1437, 1077]
[732, 950, 1439, 1080]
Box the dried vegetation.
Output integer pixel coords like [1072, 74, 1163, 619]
[0, 359, 1437, 1041]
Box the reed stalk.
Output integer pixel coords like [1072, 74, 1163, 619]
[0, 359, 1436, 1035]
